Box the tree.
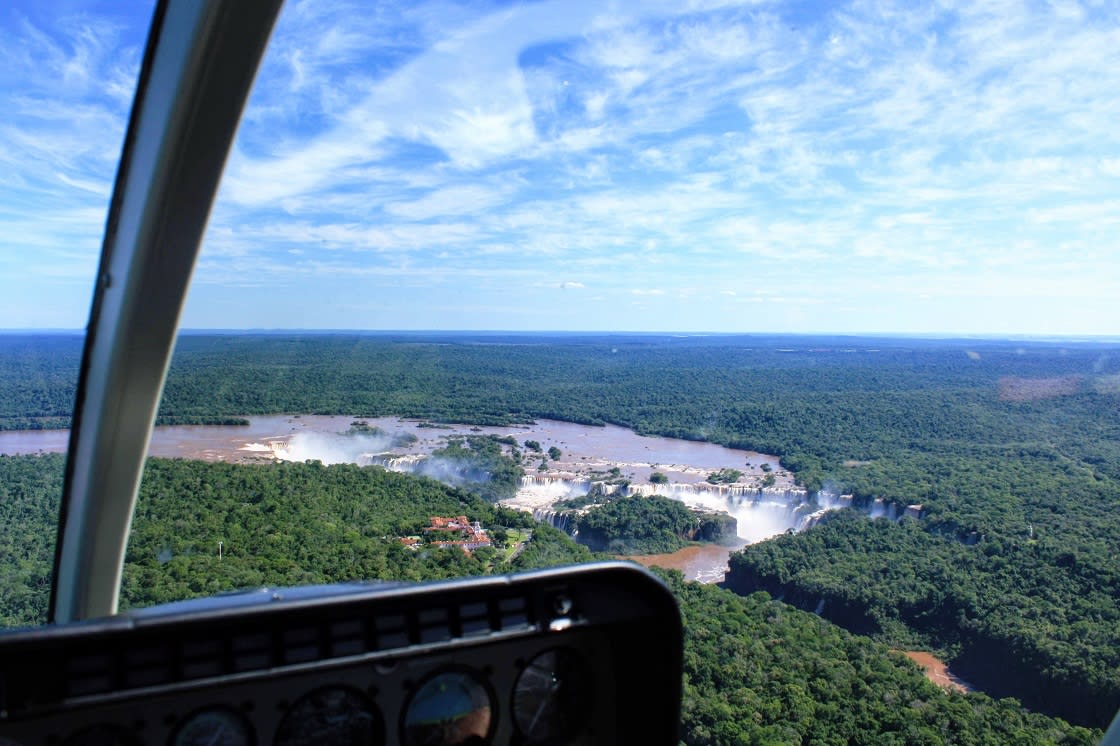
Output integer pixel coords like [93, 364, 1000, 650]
[489, 526, 509, 547]
[706, 468, 742, 484]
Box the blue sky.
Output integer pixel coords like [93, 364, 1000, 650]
[2, 0, 1119, 334]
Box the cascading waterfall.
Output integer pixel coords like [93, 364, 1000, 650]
[626, 483, 810, 501]
[519, 474, 594, 494]
[513, 474, 903, 545]
[362, 453, 492, 484]
[517, 475, 616, 500]
[532, 508, 578, 535]
[365, 453, 426, 470]
[869, 497, 902, 520]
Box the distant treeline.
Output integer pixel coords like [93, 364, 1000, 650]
[2, 333, 1120, 725]
[0, 454, 1099, 743]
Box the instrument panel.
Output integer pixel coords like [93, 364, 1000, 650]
[0, 563, 681, 746]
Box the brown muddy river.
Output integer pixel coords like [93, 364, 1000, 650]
[626, 544, 742, 584]
[0, 415, 787, 478]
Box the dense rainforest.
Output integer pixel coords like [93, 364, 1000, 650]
[0, 454, 1099, 744]
[2, 332, 1119, 728]
[667, 572, 1096, 745]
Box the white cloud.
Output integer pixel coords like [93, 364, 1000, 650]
[385, 184, 513, 220]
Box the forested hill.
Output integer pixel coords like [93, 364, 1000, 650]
[0, 454, 1100, 744]
[2, 332, 1120, 726]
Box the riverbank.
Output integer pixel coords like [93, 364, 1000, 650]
[898, 651, 973, 693]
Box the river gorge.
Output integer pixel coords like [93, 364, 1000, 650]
[0, 415, 926, 585]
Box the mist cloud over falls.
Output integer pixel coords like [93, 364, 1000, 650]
[271, 432, 489, 488]
[270, 431, 396, 465]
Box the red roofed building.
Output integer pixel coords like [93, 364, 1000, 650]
[427, 515, 472, 531]
[425, 516, 491, 553]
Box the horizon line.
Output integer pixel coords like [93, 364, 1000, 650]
[2, 328, 1119, 342]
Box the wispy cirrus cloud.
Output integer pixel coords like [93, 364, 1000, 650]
[0, 4, 150, 325]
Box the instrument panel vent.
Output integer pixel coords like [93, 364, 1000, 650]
[4, 588, 536, 714]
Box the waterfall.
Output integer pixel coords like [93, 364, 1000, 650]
[625, 483, 811, 502]
[794, 507, 833, 532]
[365, 453, 426, 470]
[513, 472, 911, 546]
[516, 475, 620, 500]
[533, 508, 576, 534]
[869, 498, 908, 521]
[364, 453, 491, 485]
[662, 488, 868, 544]
[519, 475, 593, 493]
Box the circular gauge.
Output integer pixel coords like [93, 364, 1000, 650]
[60, 725, 139, 746]
[171, 707, 254, 746]
[402, 670, 494, 746]
[274, 687, 382, 746]
[512, 648, 591, 745]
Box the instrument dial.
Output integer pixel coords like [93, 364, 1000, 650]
[402, 670, 494, 746]
[171, 707, 253, 746]
[274, 687, 382, 746]
[512, 648, 590, 745]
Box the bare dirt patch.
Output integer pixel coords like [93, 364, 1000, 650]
[898, 650, 973, 693]
[998, 375, 1083, 401]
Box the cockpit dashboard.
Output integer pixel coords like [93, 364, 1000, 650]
[0, 563, 680, 745]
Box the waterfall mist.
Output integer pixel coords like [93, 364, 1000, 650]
[269, 431, 395, 465]
[271, 432, 489, 487]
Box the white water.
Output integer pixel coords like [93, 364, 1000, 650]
[519, 475, 861, 544]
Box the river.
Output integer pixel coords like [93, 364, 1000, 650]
[625, 544, 742, 584]
[0, 414, 816, 583]
[0, 415, 785, 469]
